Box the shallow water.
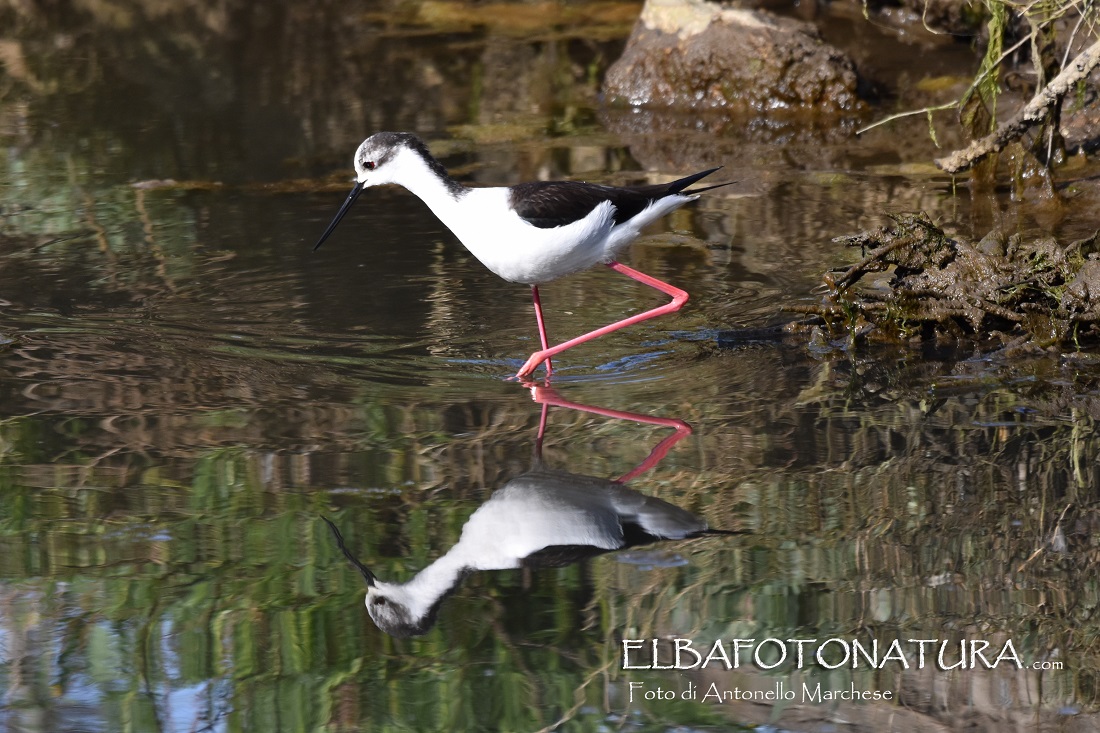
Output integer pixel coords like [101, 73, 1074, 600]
[3, 3, 1100, 732]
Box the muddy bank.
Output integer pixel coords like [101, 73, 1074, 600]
[789, 213, 1100, 353]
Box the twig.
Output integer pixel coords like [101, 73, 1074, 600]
[856, 32, 1035, 136]
[978, 298, 1026, 323]
[856, 102, 958, 136]
[935, 37, 1100, 173]
[833, 235, 919, 290]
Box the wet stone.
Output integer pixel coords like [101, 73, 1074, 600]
[1063, 258, 1100, 312]
[602, 0, 862, 113]
[892, 0, 985, 36]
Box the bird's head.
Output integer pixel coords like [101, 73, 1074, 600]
[352, 132, 422, 188]
[313, 132, 431, 251]
[364, 583, 441, 638]
[321, 516, 444, 638]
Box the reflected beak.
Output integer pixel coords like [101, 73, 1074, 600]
[313, 181, 364, 251]
[321, 515, 377, 587]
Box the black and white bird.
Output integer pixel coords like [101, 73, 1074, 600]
[322, 468, 715, 637]
[313, 132, 730, 378]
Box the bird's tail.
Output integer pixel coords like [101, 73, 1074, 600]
[667, 167, 736, 196]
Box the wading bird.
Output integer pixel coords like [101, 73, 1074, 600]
[322, 474, 711, 637]
[321, 385, 735, 638]
[313, 132, 730, 378]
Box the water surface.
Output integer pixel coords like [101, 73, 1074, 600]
[2, 3, 1100, 732]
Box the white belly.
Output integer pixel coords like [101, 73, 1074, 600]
[434, 189, 618, 284]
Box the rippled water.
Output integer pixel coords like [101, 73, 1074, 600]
[3, 3, 1100, 732]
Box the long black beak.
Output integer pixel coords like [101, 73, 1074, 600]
[321, 515, 377, 587]
[313, 181, 364, 251]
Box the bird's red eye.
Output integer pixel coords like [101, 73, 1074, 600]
[365, 161, 376, 170]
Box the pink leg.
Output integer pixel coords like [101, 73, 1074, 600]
[515, 261, 688, 379]
[527, 383, 692, 482]
[534, 401, 550, 455]
[530, 285, 552, 376]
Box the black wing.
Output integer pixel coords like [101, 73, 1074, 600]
[509, 168, 723, 230]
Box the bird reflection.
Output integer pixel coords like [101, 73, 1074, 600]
[324, 385, 733, 637]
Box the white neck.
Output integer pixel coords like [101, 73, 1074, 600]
[374, 543, 468, 621]
[388, 148, 468, 224]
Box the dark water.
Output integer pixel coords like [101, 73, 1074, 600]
[2, 3, 1100, 732]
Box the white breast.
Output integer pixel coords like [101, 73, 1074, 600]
[432, 188, 619, 284]
[455, 481, 626, 569]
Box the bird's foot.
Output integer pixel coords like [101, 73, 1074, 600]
[515, 350, 552, 379]
[524, 381, 559, 404]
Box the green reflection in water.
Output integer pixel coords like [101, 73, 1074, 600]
[2, 2, 1100, 732]
[2, 370, 1100, 732]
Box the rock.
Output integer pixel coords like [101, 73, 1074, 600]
[1062, 258, 1100, 314]
[1061, 87, 1100, 154]
[603, 0, 862, 113]
[893, 0, 983, 36]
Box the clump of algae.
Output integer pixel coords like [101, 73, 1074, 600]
[791, 213, 1100, 353]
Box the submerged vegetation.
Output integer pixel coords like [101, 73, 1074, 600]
[819, 0, 1100, 358]
[870, 0, 1100, 174]
[794, 213, 1100, 351]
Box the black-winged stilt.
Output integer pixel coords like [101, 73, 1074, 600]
[313, 132, 730, 378]
[321, 385, 735, 638]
